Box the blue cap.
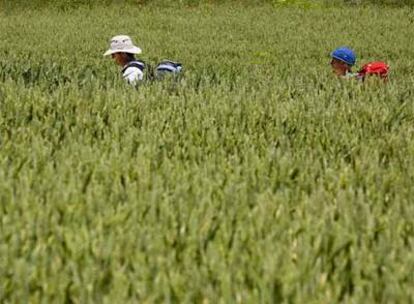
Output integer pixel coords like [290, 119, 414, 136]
[331, 47, 356, 66]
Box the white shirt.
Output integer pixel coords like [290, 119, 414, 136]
[122, 66, 144, 85]
[343, 72, 363, 81]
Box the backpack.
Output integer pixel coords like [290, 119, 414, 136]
[155, 60, 183, 79]
[357, 61, 389, 81]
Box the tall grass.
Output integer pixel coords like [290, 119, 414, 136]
[0, 3, 414, 303]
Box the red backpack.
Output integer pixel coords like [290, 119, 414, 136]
[358, 61, 389, 81]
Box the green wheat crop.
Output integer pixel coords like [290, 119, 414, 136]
[1, 3, 414, 303]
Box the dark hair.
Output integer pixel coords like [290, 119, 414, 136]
[125, 53, 136, 62]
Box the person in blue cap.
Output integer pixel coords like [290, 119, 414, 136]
[330, 47, 358, 78]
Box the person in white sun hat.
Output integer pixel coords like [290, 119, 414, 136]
[104, 35, 145, 85]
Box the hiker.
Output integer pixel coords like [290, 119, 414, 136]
[330, 47, 389, 81]
[330, 47, 358, 78]
[104, 35, 145, 85]
[104, 35, 183, 85]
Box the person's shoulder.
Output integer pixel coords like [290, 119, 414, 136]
[123, 66, 143, 75]
[343, 72, 362, 80]
[123, 65, 144, 84]
[123, 60, 145, 72]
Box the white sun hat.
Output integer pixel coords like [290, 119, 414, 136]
[104, 35, 142, 56]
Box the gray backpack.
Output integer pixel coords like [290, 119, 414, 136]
[155, 60, 183, 79]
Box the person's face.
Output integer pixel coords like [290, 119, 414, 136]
[112, 52, 127, 66]
[330, 58, 350, 76]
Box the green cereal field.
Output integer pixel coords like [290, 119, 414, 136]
[1, 1, 414, 303]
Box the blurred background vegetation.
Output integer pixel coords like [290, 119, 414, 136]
[1, 0, 413, 11]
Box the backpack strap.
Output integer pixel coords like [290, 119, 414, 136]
[122, 60, 146, 74]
